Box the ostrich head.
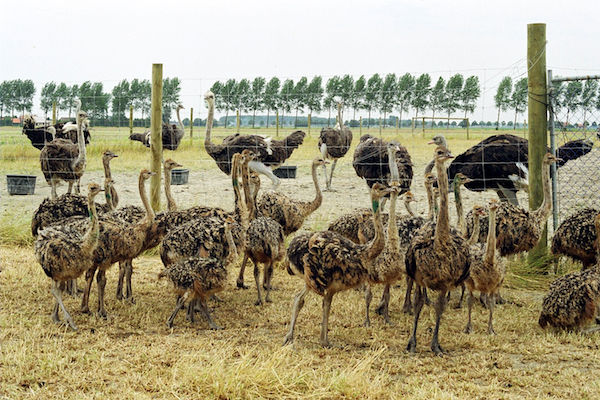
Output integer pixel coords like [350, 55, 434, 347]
[176, 104, 185, 111]
[204, 91, 215, 105]
[424, 173, 437, 187]
[46, 126, 56, 136]
[312, 157, 329, 167]
[164, 159, 182, 171]
[241, 149, 256, 161]
[75, 99, 82, 111]
[102, 150, 118, 161]
[140, 169, 156, 181]
[543, 153, 562, 165]
[453, 172, 472, 186]
[433, 146, 453, 162]
[370, 182, 394, 201]
[87, 182, 104, 197]
[472, 204, 486, 217]
[428, 135, 447, 147]
[488, 199, 499, 212]
[403, 191, 415, 203]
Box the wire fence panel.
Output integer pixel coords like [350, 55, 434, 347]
[549, 74, 600, 227]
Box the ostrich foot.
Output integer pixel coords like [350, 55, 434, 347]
[209, 323, 223, 331]
[255, 299, 263, 306]
[402, 303, 414, 315]
[319, 339, 332, 348]
[375, 303, 385, 316]
[283, 333, 294, 346]
[363, 318, 371, 328]
[406, 336, 417, 353]
[236, 280, 249, 289]
[487, 327, 496, 335]
[464, 324, 473, 334]
[97, 309, 108, 320]
[210, 294, 223, 303]
[431, 341, 445, 356]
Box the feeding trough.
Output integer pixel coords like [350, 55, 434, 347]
[170, 168, 189, 185]
[7, 175, 37, 195]
[273, 166, 297, 179]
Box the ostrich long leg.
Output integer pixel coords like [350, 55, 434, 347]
[124, 260, 134, 302]
[487, 293, 496, 335]
[364, 284, 373, 327]
[116, 262, 126, 300]
[96, 269, 108, 319]
[51, 281, 77, 330]
[464, 291, 475, 333]
[403, 276, 414, 314]
[68, 181, 73, 194]
[263, 261, 274, 302]
[375, 284, 392, 324]
[320, 143, 330, 190]
[283, 285, 308, 345]
[320, 291, 334, 347]
[167, 295, 186, 328]
[236, 254, 250, 289]
[327, 159, 338, 190]
[430, 291, 448, 355]
[50, 177, 59, 200]
[253, 260, 263, 306]
[248, 161, 280, 188]
[81, 266, 96, 313]
[198, 297, 222, 330]
[407, 286, 424, 353]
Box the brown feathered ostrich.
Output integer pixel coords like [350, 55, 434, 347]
[160, 216, 238, 330]
[203, 91, 306, 187]
[22, 113, 91, 150]
[235, 157, 328, 289]
[239, 151, 285, 305]
[353, 137, 413, 209]
[40, 102, 89, 199]
[539, 212, 600, 332]
[80, 169, 157, 317]
[318, 102, 353, 191]
[283, 183, 391, 347]
[551, 208, 600, 269]
[129, 105, 186, 151]
[465, 153, 561, 257]
[424, 135, 448, 174]
[464, 200, 506, 334]
[405, 146, 471, 355]
[35, 183, 104, 330]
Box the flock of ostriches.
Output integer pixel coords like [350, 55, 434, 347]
[24, 92, 600, 355]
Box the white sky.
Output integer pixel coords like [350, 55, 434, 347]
[2, 0, 599, 121]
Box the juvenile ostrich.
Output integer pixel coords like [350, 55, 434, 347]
[239, 150, 285, 305]
[283, 183, 391, 347]
[551, 208, 600, 269]
[31, 150, 118, 236]
[160, 216, 238, 330]
[405, 146, 471, 355]
[40, 106, 89, 199]
[34, 183, 104, 330]
[203, 91, 306, 187]
[464, 200, 506, 334]
[318, 102, 353, 191]
[129, 104, 186, 150]
[453, 173, 473, 236]
[424, 135, 448, 174]
[353, 138, 413, 208]
[465, 153, 561, 256]
[23, 113, 91, 150]
[539, 212, 600, 332]
[448, 134, 592, 205]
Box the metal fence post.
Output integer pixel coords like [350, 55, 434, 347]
[548, 70, 559, 233]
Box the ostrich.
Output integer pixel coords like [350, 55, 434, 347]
[539, 213, 600, 332]
[405, 146, 471, 355]
[453, 173, 473, 236]
[239, 150, 285, 305]
[353, 138, 413, 209]
[424, 135, 448, 174]
[23, 113, 91, 150]
[447, 134, 593, 205]
[235, 157, 328, 289]
[40, 105, 89, 199]
[318, 102, 353, 191]
[283, 184, 391, 347]
[551, 208, 600, 269]
[129, 104, 186, 150]
[160, 216, 238, 330]
[163, 158, 183, 212]
[203, 91, 306, 187]
[34, 183, 104, 330]
[464, 200, 506, 334]
[465, 153, 561, 256]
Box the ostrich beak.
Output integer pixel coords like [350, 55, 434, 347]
[427, 140, 435, 145]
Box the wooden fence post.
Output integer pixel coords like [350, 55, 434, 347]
[360, 116, 363, 135]
[276, 110, 279, 137]
[52, 102, 56, 125]
[308, 113, 311, 136]
[526, 23, 548, 266]
[150, 63, 163, 212]
[129, 105, 133, 134]
[189, 107, 194, 141]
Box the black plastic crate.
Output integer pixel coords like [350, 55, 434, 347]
[171, 168, 189, 185]
[273, 166, 297, 179]
[7, 175, 37, 195]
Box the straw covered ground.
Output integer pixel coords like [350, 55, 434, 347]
[1, 125, 599, 399]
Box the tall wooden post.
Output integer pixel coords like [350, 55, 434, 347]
[395, 116, 399, 134]
[189, 107, 194, 140]
[276, 110, 279, 137]
[359, 116, 363, 135]
[150, 63, 163, 212]
[307, 113, 311, 136]
[52, 102, 56, 125]
[527, 23, 548, 266]
[466, 118, 470, 139]
[129, 105, 133, 134]
[236, 109, 240, 133]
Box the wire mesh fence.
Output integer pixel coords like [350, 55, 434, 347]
[549, 73, 600, 228]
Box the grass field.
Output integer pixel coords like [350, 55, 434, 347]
[1, 124, 598, 399]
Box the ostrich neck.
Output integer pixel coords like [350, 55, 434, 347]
[73, 116, 86, 170]
[454, 181, 466, 236]
[387, 147, 399, 182]
[163, 168, 177, 211]
[468, 213, 481, 246]
[104, 181, 115, 211]
[139, 176, 155, 223]
[425, 183, 434, 221]
[241, 159, 255, 220]
[532, 160, 552, 224]
[387, 191, 400, 252]
[404, 200, 415, 217]
[103, 158, 112, 179]
[364, 196, 386, 260]
[232, 157, 248, 229]
[224, 224, 238, 265]
[484, 208, 497, 266]
[337, 105, 343, 130]
[176, 107, 184, 132]
[204, 101, 214, 150]
[82, 193, 100, 255]
[434, 159, 450, 246]
[301, 162, 323, 216]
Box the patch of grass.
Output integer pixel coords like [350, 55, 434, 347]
[1, 245, 599, 399]
[0, 213, 33, 247]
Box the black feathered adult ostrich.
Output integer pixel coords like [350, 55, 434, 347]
[203, 91, 306, 187]
[318, 102, 353, 191]
[23, 113, 91, 150]
[129, 104, 186, 150]
[353, 136, 413, 209]
[447, 134, 593, 205]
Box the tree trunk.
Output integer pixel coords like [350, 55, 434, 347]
[294, 108, 298, 128]
[252, 109, 256, 128]
[368, 108, 371, 128]
[514, 108, 518, 130]
[447, 111, 450, 130]
[327, 107, 331, 127]
[225, 110, 229, 128]
[399, 107, 403, 130]
[496, 108, 501, 130]
[383, 111, 387, 128]
[266, 109, 270, 128]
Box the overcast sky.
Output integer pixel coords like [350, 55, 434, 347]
[2, 0, 599, 121]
